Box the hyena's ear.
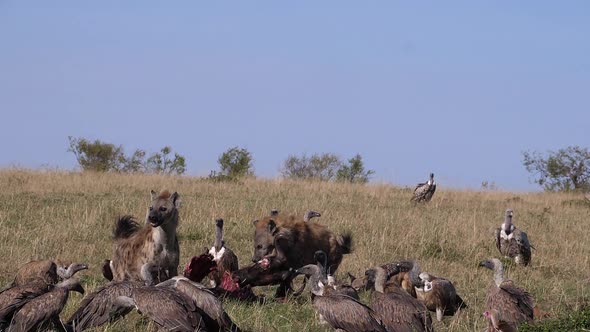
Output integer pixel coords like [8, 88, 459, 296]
[267, 219, 277, 233]
[171, 192, 181, 208]
[150, 190, 157, 200]
[252, 219, 259, 226]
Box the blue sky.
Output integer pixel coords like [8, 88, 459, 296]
[1, 1, 588, 190]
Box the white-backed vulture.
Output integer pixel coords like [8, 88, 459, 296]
[65, 280, 142, 332]
[7, 278, 84, 332]
[365, 267, 433, 332]
[479, 258, 534, 331]
[483, 309, 518, 332]
[303, 210, 321, 222]
[296, 263, 386, 332]
[115, 286, 207, 332]
[208, 218, 239, 288]
[11, 260, 87, 287]
[495, 209, 532, 266]
[414, 272, 467, 321]
[158, 276, 241, 332]
[411, 173, 436, 202]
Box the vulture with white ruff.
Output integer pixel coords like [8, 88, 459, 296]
[296, 254, 386, 332]
[495, 209, 532, 266]
[414, 272, 467, 321]
[365, 266, 434, 332]
[208, 218, 239, 288]
[411, 173, 437, 202]
[12, 260, 88, 287]
[479, 258, 534, 331]
[7, 278, 84, 332]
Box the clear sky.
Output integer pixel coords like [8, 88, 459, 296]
[1, 1, 588, 191]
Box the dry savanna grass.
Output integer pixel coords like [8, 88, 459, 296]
[0, 169, 589, 331]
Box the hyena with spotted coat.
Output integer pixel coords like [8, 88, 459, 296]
[109, 190, 181, 282]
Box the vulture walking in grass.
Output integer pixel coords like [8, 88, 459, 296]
[296, 262, 386, 332]
[7, 278, 85, 332]
[479, 258, 534, 331]
[158, 276, 242, 332]
[414, 272, 467, 321]
[495, 209, 532, 266]
[208, 218, 239, 288]
[303, 210, 321, 222]
[365, 266, 434, 332]
[411, 173, 437, 203]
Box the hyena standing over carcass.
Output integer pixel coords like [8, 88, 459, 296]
[108, 190, 181, 283]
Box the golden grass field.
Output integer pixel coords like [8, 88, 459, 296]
[0, 169, 589, 331]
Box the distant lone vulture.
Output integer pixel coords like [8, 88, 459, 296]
[479, 258, 534, 331]
[494, 209, 532, 266]
[411, 173, 437, 202]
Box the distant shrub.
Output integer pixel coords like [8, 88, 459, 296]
[68, 136, 186, 175]
[336, 154, 374, 184]
[523, 146, 590, 192]
[212, 147, 253, 180]
[281, 153, 341, 181]
[145, 146, 186, 175]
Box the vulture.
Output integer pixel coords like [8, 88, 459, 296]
[495, 209, 532, 266]
[303, 210, 321, 222]
[0, 280, 53, 328]
[483, 309, 518, 332]
[11, 260, 88, 287]
[114, 286, 207, 332]
[479, 258, 534, 331]
[0, 260, 86, 329]
[314, 251, 359, 300]
[296, 262, 386, 332]
[65, 281, 142, 331]
[365, 266, 434, 332]
[158, 276, 241, 332]
[414, 272, 467, 321]
[7, 278, 85, 332]
[411, 173, 437, 202]
[381, 259, 421, 298]
[208, 218, 239, 287]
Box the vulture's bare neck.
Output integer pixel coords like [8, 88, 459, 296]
[214, 223, 224, 252]
[374, 268, 387, 293]
[493, 263, 505, 287]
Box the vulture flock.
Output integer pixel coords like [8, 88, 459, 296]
[0, 174, 543, 332]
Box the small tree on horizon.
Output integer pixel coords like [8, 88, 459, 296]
[336, 154, 374, 184]
[281, 153, 342, 181]
[68, 136, 128, 172]
[216, 146, 253, 179]
[522, 145, 590, 192]
[146, 146, 186, 175]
